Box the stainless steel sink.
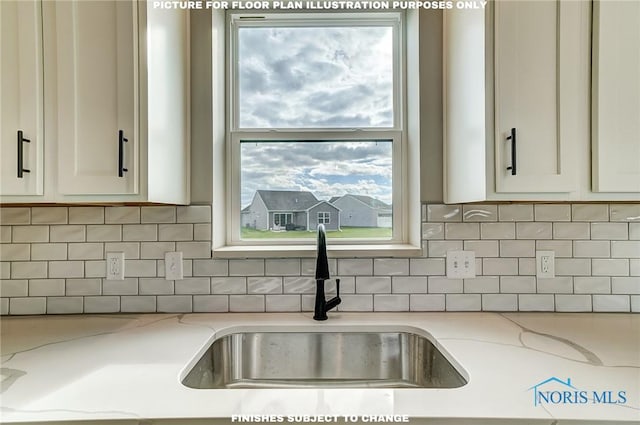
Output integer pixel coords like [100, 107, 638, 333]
[182, 331, 467, 389]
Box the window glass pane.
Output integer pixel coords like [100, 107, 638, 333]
[238, 25, 394, 128]
[240, 140, 392, 239]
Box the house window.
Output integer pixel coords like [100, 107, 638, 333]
[228, 10, 405, 246]
[318, 212, 330, 225]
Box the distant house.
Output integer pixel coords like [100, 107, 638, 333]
[242, 190, 340, 231]
[329, 194, 392, 228]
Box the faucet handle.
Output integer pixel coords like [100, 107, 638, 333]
[335, 278, 340, 298]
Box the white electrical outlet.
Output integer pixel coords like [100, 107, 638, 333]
[106, 252, 125, 280]
[446, 250, 476, 279]
[165, 251, 183, 280]
[536, 250, 555, 278]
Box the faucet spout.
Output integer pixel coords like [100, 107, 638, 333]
[313, 224, 341, 321]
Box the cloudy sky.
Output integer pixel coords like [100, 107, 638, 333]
[238, 23, 395, 207]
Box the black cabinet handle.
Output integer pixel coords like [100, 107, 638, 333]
[506, 127, 516, 175]
[118, 130, 128, 177]
[17, 130, 31, 178]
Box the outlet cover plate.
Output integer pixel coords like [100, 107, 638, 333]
[165, 251, 183, 280]
[446, 250, 476, 279]
[106, 252, 125, 280]
[536, 250, 555, 279]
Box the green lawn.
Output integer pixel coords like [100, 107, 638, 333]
[241, 226, 392, 239]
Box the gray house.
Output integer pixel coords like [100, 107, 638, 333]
[242, 190, 341, 231]
[330, 194, 392, 228]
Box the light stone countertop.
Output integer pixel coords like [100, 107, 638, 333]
[0, 312, 639, 425]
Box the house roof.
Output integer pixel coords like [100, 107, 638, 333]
[332, 194, 391, 210]
[256, 190, 319, 211]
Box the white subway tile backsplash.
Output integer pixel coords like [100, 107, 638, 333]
[553, 223, 590, 240]
[516, 222, 552, 240]
[29, 279, 65, 296]
[592, 259, 629, 276]
[611, 277, 640, 294]
[374, 294, 409, 311]
[446, 294, 481, 311]
[1, 208, 30, 225]
[3, 202, 640, 315]
[518, 294, 554, 311]
[12, 226, 49, 243]
[47, 297, 83, 314]
[498, 204, 533, 222]
[356, 276, 391, 293]
[574, 277, 611, 294]
[1, 298, 9, 315]
[31, 243, 67, 261]
[157, 295, 192, 313]
[0, 280, 28, 297]
[66, 279, 102, 296]
[611, 241, 640, 258]
[193, 295, 228, 312]
[229, 295, 264, 312]
[141, 206, 176, 224]
[409, 294, 445, 311]
[572, 204, 609, 222]
[427, 277, 462, 293]
[462, 205, 497, 222]
[593, 295, 630, 312]
[535, 205, 571, 222]
[481, 222, 515, 239]
[573, 241, 610, 258]
[10, 297, 46, 315]
[631, 295, 640, 313]
[482, 294, 517, 311]
[536, 277, 573, 294]
[555, 295, 592, 312]
[31, 207, 68, 224]
[105, 207, 140, 224]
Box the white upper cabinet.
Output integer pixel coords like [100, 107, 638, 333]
[56, 0, 137, 195]
[493, 0, 585, 193]
[0, 0, 44, 196]
[592, 0, 640, 193]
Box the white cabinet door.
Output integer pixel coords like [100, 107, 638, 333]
[494, 0, 584, 193]
[592, 0, 640, 193]
[56, 0, 138, 195]
[0, 0, 44, 196]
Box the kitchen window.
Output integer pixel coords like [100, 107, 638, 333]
[212, 7, 422, 257]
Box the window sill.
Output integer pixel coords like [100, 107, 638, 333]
[212, 243, 422, 259]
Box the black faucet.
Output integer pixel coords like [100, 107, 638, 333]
[313, 224, 341, 321]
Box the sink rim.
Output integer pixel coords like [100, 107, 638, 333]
[179, 324, 470, 387]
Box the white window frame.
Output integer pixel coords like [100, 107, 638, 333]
[211, 7, 423, 258]
[318, 212, 331, 225]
